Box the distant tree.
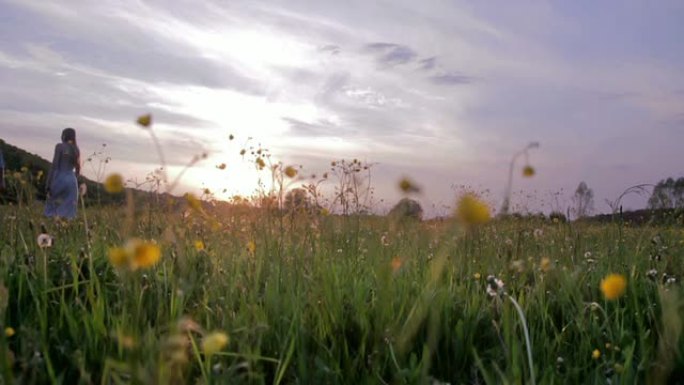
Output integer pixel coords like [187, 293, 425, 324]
[549, 211, 567, 223]
[388, 198, 423, 220]
[572, 181, 594, 219]
[648, 177, 684, 209]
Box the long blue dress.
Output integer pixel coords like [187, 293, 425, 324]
[45, 142, 79, 219]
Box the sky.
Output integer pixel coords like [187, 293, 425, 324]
[1, 0, 683, 216]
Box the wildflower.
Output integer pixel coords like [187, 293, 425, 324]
[194, 240, 205, 252]
[108, 247, 128, 268]
[108, 239, 161, 270]
[646, 269, 658, 281]
[136, 113, 152, 127]
[185, 193, 202, 211]
[216, 163, 227, 170]
[473, 272, 481, 280]
[37, 233, 54, 249]
[391, 257, 403, 272]
[130, 240, 161, 269]
[533, 228, 543, 238]
[284, 165, 298, 178]
[592, 349, 601, 360]
[523, 165, 535, 177]
[398, 177, 420, 193]
[104, 173, 124, 193]
[380, 233, 390, 246]
[256, 158, 266, 169]
[600, 274, 627, 300]
[540, 257, 551, 272]
[664, 274, 677, 285]
[320, 208, 330, 216]
[455, 193, 491, 225]
[202, 331, 229, 356]
[5, 327, 15, 337]
[246, 240, 256, 255]
[486, 275, 505, 298]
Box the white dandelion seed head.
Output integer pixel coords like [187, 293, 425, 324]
[36, 233, 53, 249]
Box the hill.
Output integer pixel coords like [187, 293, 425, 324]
[1, 139, 146, 205]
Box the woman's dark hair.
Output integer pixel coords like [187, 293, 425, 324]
[61, 128, 77, 145]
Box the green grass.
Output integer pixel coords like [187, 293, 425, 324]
[0, 199, 683, 384]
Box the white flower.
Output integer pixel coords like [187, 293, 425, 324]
[37, 233, 54, 249]
[380, 233, 390, 246]
[533, 228, 544, 239]
[486, 275, 505, 297]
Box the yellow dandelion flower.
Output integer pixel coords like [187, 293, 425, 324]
[128, 239, 161, 270]
[473, 272, 481, 280]
[455, 193, 491, 225]
[398, 177, 420, 193]
[202, 331, 229, 356]
[540, 257, 551, 272]
[5, 327, 15, 337]
[284, 166, 298, 178]
[592, 349, 601, 360]
[185, 193, 202, 211]
[246, 240, 256, 255]
[136, 113, 152, 127]
[391, 257, 403, 273]
[104, 173, 124, 193]
[194, 240, 205, 252]
[600, 274, 627, 300]
[108, 247, 129, 268]
[523, 165, 535, 177]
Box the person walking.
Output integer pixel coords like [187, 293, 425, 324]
[45, 128, 81, 219]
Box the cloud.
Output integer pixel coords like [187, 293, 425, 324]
[364, 42, 418, 66]
[429, 71, 477, 86]
[282, 117, 348, 137]
[419, 57, 437, 71]
[318, 44, 341, 55]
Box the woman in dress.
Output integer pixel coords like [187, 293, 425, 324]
[45, 128, 81, 219]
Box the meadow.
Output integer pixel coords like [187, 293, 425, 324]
[1, 124, 683, 384]
[1, 188, 683, 384]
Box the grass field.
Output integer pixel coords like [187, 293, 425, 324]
[1, 189, 683, 384]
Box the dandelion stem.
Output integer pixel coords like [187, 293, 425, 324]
[505, 293, 536, 385]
